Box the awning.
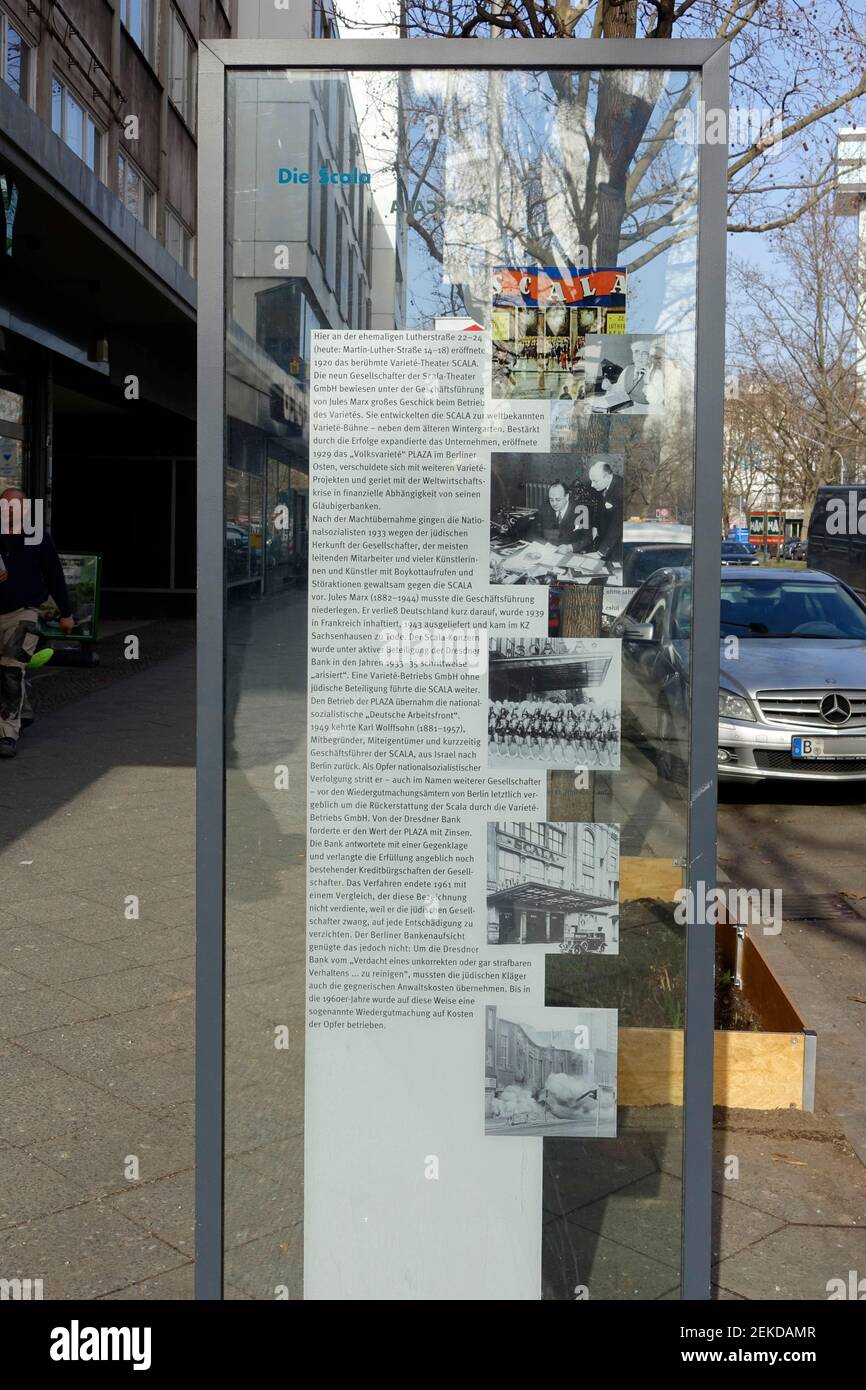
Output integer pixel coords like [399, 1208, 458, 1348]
[487, 880, 614, 913]
[488, 653, 612, 698]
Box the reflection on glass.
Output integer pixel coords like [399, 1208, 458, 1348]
[223, 62, 699, 1299]
[0, 436, 23, 492]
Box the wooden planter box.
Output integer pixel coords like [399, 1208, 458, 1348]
[617, 856, 816, 1112]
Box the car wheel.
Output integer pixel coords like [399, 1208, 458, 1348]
[656, 704, 686, 785]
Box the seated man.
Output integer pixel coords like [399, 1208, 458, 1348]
[530, 482, 589, 552]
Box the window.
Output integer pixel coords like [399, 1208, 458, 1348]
[312, 2, 338, 38]
[165, 205, 196, 274]
[1, 11, 33, 101]
[582, 828, 595, 875]
[545, 825, 565, 855]
[319, 172, 329, 277]
[335, 209, 343, 312]
[121, 0, 156, 66]
[51, 78, 105, 178]
[118, 152, 156, 233]
[168, 7, 196, 130]
[337, 85, 346, 168]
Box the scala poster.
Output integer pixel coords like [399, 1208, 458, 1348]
[491, 265, 627, 402]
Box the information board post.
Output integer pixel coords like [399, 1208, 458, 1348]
[197, 35, 728, 1302]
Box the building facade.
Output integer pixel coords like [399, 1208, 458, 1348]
[0, 0, 239, 613]
[224, 2, 407, 596]
[486, 820, 619, 949]
[484, 1006, 617, 1115]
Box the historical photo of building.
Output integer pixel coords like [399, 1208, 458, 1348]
[581, 333, 666, 415]
[488, 637, 621, 769]
[486, 821, 619, 954]
[484, 1005, 617, 1137]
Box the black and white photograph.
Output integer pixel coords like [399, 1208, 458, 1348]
[490, 452, 624, 585]
[484, 1005, 617, 1137]
[488, 636, 621, 769]
[581, 333, 666, 415]
[486, 821, 620, 954]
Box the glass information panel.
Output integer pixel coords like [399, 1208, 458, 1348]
[222, 59, 703, 1300]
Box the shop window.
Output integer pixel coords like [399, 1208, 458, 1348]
[121, 0, 157, 67]
[168, 6, 197, 131]
[0, 384, 25, 492]
[118, 152, 156, 234]
[1, 10, 34, 102]
[51, 78, 105, 179]
[166, 205, 196, 274]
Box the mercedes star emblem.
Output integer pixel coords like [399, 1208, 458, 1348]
[820, 692, 852, 725]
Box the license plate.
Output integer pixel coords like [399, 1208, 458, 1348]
[792, 736, 823, 758]
[791, 735, 866, 760]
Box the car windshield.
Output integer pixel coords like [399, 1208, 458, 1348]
[719, 578, 866, 639]
[623, 545, 692, 586]
[721, 543, 751, 555]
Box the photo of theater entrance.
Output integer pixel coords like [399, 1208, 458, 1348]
[487, 821, 619, 951]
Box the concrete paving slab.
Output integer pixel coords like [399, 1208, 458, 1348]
[97, 1047, 195, 1112]
[543, 1215, 680, 1300]
[0, 1198, 188, 1299]
[59, 965, 193, 1014]
[0, 1045, 152, 1145]
[0, 1145, 87, 1227]
[30, 1124, 192, 1201]
[714, 1223, 866, 1301]
[97, 1262, 195, 1300]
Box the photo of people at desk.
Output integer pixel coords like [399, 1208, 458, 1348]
[490, 453, 624, 586]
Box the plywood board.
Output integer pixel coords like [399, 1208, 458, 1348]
[619, 1027, 804, 1110]
[620, 855, 683, 903]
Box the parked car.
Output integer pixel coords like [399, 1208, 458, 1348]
[721, 540, 759, 566]
[611, 566, 866, 783]
[602, 521, 692, 628]
[781, 537, 800, 559]
[806, 482, 866, 594]
[622, 521, 692, 587]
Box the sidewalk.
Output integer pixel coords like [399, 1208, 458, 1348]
[0, 635, 196, 1300]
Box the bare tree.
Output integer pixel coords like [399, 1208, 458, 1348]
[729, 190, 866, 512]
[337, 0, 866, 274]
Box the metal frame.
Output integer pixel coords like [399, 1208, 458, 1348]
[196, 35, 728, 1302]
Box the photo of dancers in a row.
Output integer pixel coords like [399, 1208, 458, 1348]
[488, 698, 619, 768]
[487, 637, 621, 770]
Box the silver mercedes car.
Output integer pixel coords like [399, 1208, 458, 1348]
[612, 566, 866, 783]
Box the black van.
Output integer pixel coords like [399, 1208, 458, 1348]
[806, 484, 866, 594]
